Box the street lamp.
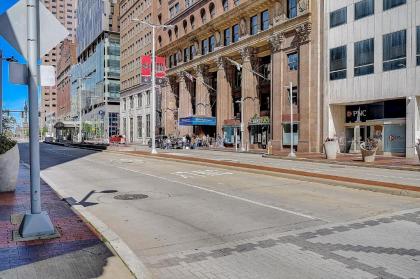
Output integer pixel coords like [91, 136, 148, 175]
[235, 99, 245, 152]
[0, 52, 18, 134]
[131, 19, 175, 154]
[286, 82, 296, 158]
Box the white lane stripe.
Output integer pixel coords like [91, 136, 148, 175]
[41, 148, 321, 220]
[113, 164, 319, 221]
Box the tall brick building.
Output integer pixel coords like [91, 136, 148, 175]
[40, 0, 78, 135]
[157, 0, 323, 152]
[119, 0, 156, 144]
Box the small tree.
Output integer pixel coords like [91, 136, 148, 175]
[1, 115, 16, 138]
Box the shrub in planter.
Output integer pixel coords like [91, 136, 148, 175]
[0, 134, 19, 192]
[360, 138, 378, 163]
[324, 137, 337, 160]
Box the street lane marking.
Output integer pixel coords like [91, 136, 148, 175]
[114, 165, 320, 221]
[172, 169, 233, 179]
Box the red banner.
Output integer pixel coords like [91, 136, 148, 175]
[141, 55, 166, 85]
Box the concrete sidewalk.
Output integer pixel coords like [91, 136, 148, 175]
[0, 165, 134, 279]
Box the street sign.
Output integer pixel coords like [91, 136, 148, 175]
[9, 63, 56, 86]
[0, 0, 69, 61]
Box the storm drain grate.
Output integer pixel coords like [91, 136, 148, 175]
[114, 194, 149, 200]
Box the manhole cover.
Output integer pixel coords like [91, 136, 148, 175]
[114, 194, 149, 200]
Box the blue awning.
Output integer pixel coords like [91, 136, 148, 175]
[179, 116, 216, 126]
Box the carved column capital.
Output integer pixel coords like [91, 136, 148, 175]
[216, 56, 226, 71]
[195, 64, 209, 77]
[269, 32, 285, 53]
[240, 46, 255, 62]
[293, 22, 312, 47]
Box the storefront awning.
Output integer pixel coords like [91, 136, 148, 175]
[54, 121, 76, 129]
[179, 116, 216, 126]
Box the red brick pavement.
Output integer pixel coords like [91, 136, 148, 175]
[0, 165, 106, 272]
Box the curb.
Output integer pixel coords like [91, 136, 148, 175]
[28, 163, 151, 279]
[262, 154, 420, 172]
[111, 151, 420, 199]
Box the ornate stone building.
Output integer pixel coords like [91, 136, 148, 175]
[157, 0, 323, 152]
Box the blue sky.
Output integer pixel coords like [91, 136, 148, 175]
[1, 0, 29, 124]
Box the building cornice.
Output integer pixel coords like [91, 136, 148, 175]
[164, 12, 311, 76]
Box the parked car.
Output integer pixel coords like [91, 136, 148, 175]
[110, 135, 125, 144]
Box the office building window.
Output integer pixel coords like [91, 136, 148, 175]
[222, 0, 228, 11]
[250, 15, 258, 35]
[232, 24, 240, 42]
[123, 98, 127, 110]
[137, 93, 142, 107]
[209, 35, 215, 52]
[190, 45, 196, 59]
[354, 38, 374, 76]
[355, 0, 374, 20]
[146, 114, 151, 137]
[288, 0, 297, 18]
[184, 47, 190, 62]
[287, 52, 299, 71]
[383, 30, 406, 71]
[383, 0, 406, 11]
[330, 7, 347, 28]
[417, 26, 420, 66]
[137, 116, 142, 138]
[224, 28, 231, 46]
[201, 38, 209, 55]
[287, 86, 298, 106]
[330, 46, 347, 80]
[146, 90, 151, 105]
[261, 10, 269, 31]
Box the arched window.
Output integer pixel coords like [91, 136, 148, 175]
[174, 25, 179, 38]
[158, 36, 162, 47]
[168, 30, 172, 41]
[190, 15, 195, 29]
[183, 19, 188, 32]
[200, 8, 207, 23]
[209, 2, 215, 18]
[222, 0, 228, 11]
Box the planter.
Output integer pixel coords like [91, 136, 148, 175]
[360, 143, 377, 163]
[324, 141, 337, 160]
[0, 145, 19, 192]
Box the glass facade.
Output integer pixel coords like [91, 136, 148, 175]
[330, 46, 347, 80]
[383, 0, 406, 11]
[287, 53, 299, 71]
[330, 7, 347, 28]
[232, 24, 240, 43]
[224, 28, 231, 46]
[383, 30, 406, 71]
[261, 10, 270, 31]
[417, 26, 420, 66]
[288, 0, 297, 19]
[355, 0, 374, 20]
[250, 15, 258, 35]
[354, 38, 374, 76]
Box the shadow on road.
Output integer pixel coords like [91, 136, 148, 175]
[18, 142, 99, 171]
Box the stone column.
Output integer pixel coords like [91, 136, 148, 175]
[216, 57, 233, 136]
[406, 96, 419, 158]
[295, 22, 320, 152]
[269, 32, 285, 152]
[195, 65, 211, 116]
[240, 47, 259, 148]
[161, 78, 177, 136]
[178, 73, 193, 136]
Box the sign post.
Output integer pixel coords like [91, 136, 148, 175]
[19, 0, 55, 238]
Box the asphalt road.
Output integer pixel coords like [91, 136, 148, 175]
[19, 143, 420, 279]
